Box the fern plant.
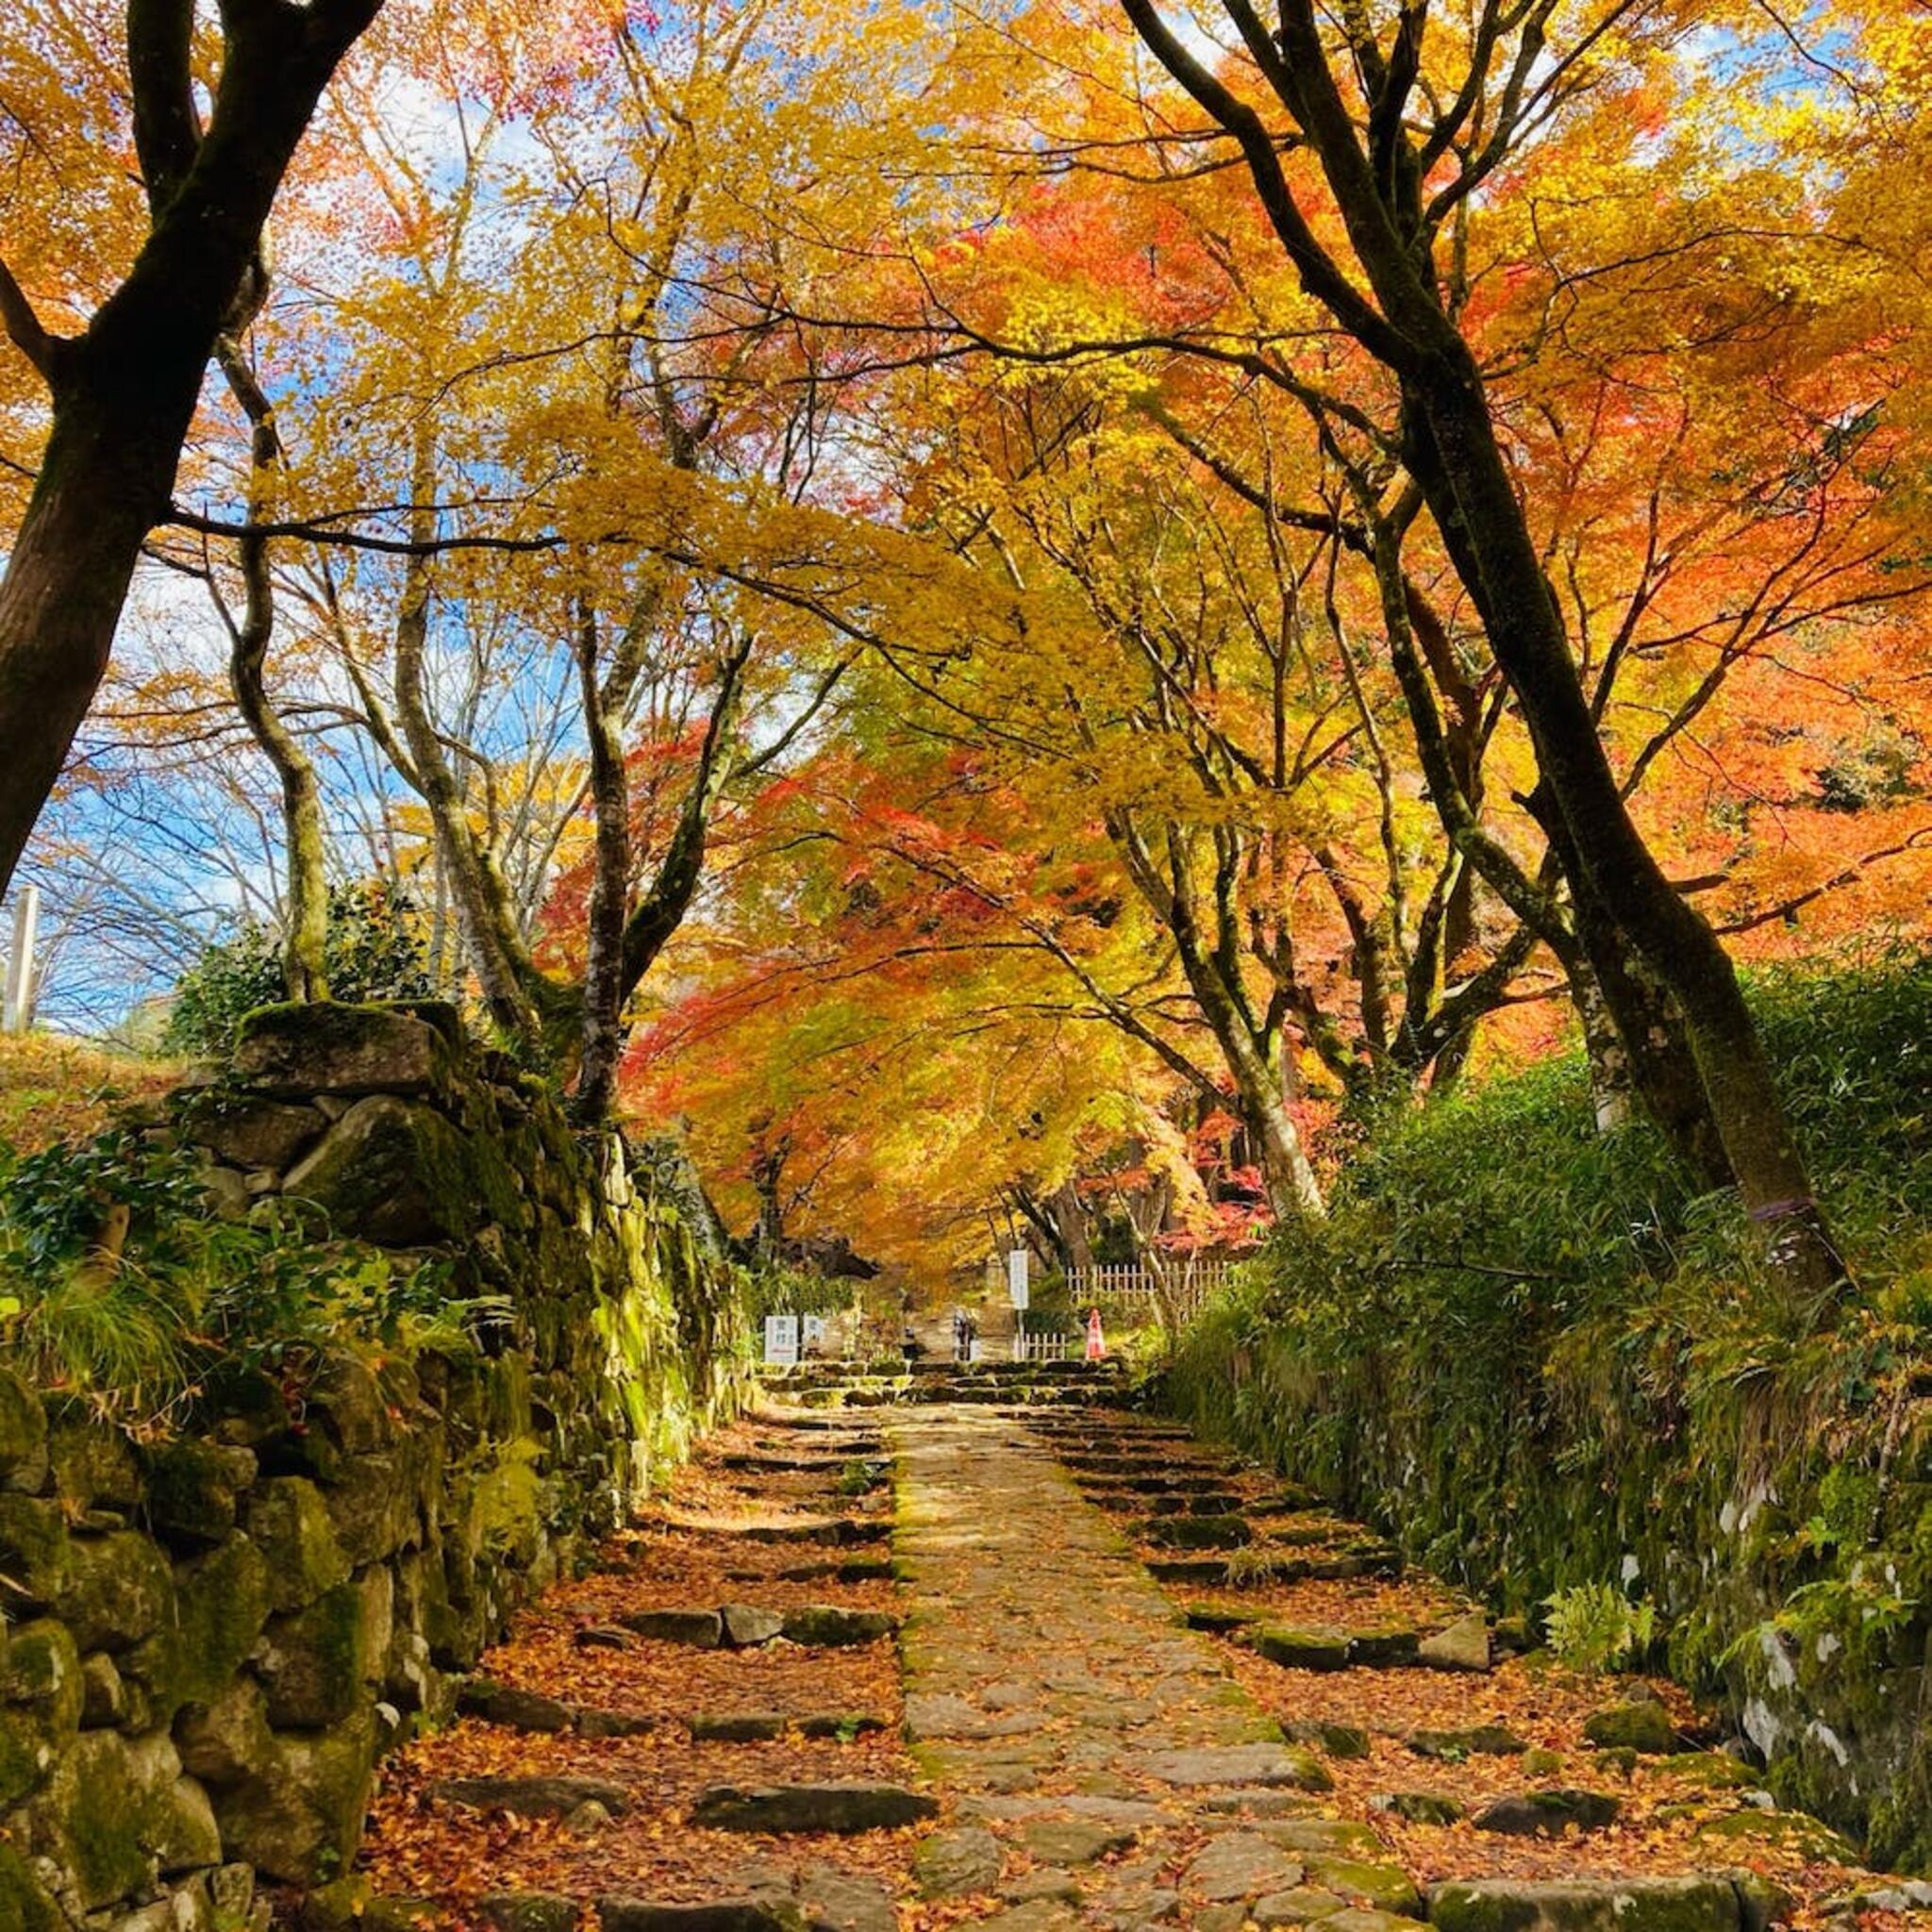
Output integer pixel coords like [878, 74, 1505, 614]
[1542, 1581, 1658, 1671]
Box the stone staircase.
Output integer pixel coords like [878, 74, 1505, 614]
[757, 1357, 1126, 1408]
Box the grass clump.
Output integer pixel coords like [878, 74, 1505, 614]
[0, 1126, 494, 1431]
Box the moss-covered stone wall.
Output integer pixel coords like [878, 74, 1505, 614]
[1162, 1300, 1929, 1876]
[0, 1003, 751, 1927]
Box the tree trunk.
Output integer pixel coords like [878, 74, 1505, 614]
[217, 338, 328, 1001]
[0, 0, 384, 896]
[1403, 374, 1835, 1281]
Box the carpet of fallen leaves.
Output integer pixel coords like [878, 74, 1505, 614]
[354, 1413, 920, 1923]
[0, 1033, 181, 1151]
[1158, 1505, 1907, 1932]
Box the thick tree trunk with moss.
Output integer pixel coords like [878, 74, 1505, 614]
[0, 0, 384, 898]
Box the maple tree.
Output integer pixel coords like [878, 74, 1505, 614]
[0, 0, 385, 899]
[1, 0, 1925, 1273]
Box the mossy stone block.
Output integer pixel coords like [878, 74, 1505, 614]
[0, 1369, 48, 1489]
[1, 1616, 82, 1807]
[0, 1492, 71, 1607]
[233, 1000, 458, 1099]
[45, 1412, 141, 1513]
[22, 1726, 221, 1911]
[1255, 1625, 1353, 1671]
[247, 1476, 350, 1612]
[1427, 1878, 1740, 1932]
[54, 1530, 175, 1653]
[129, 1531, 273, 1721]
[1302, 1857, 1423, 1917]
[259, 1579, 379, 1727]
[282, 1094, 477, 1246]
[144, 1440, 257, 1547]
[1582, 1700, 1678, 1754]
[210, 1705, 379, 1885]
[0, 1840, 62, 1932]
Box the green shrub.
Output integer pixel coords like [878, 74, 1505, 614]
[0, 1128, 491, 1428]
[164, 880, 435, 1057]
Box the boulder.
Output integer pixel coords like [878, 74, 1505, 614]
[1473, 1790, 1623, 1836]
[1427, 1879, 1741, 1932]
[915, 1825, 1010, 1897]
[690, 1781, 940, 1833]
[1417, 1612, 1491, 1674]
[232, 1001, 457, 1099]
[780, 1605, 898, 1647]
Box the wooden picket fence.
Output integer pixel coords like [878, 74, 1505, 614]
[1062, 1258, 1238, 1328]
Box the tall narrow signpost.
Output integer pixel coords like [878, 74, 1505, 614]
[1007, 1248, 1029, 1362]
[4, 884, 39, 1034]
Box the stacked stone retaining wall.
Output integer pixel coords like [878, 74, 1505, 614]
[0, 1002, 750, 1928]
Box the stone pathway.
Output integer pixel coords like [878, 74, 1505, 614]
[891, 1406, 1383, 1932]
[326, 1367, 1913, 1932]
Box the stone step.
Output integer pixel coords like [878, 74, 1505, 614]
[1249, 1615, 1489, 1673]
[719, 1452, 889, 1474]
[458, 1678, 658, 1738]
[427, 1774, 630, 1821]
[616, 1602, 899, 1649]
[706, 1517, 876, 1546]
[689, 1781, 941, 1833]
[688, 1710, 891, 1742]
[1137, 1513, 1256, 1549]
[1426, 1876, 1759, 1932]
